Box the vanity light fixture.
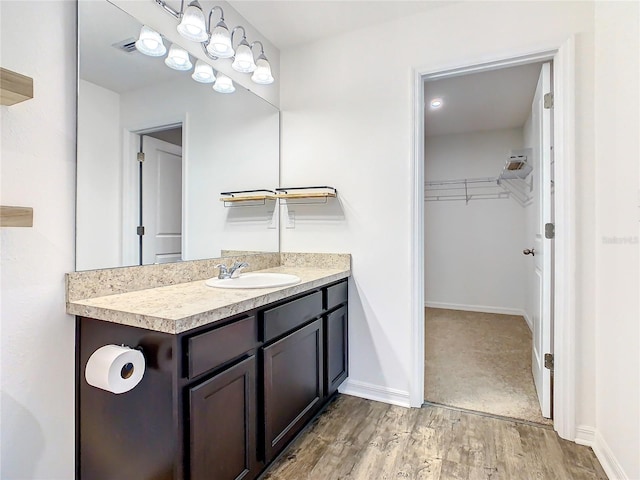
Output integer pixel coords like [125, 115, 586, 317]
[192, 59, 216, 83]
[154, 1, 274, 84]
[231, 27, 256, 73]
[165, 44, 193, 71]
[250, 42, 274, 85]
[212, 72, 235, 93]
[177, 1, 208, 43]
[135, 25, 166, 57]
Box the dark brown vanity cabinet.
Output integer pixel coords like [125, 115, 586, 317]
[77, 279, 348, 480]
[189, 355, 258, 480]
[263, 319, 323, 462]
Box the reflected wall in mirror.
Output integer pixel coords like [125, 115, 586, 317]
[76, 0, 280, 271]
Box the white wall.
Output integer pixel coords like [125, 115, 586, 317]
[77, 80, 122, 270]
[0, 2, 76, 479]
[424, 128, 529, 315]
[593, 2, 639, 478]
[279, 0, 596, 422]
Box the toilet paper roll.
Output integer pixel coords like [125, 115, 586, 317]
[85, 345, 145, 394]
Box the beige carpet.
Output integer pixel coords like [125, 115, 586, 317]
[425, 307, 553, 425]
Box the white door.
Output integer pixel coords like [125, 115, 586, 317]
[530, 62, 553, 418]
[141, 136, 183, 265]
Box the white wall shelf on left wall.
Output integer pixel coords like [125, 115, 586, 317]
[0, 206, 33, 227]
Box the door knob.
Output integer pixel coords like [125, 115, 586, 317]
[523, 248, 535, 256]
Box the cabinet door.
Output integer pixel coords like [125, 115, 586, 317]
[263, 319, 323, 462]
[325, 305, 348, 396]
[189, 356, 257, 480]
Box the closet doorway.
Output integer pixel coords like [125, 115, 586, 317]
[423, 61, 554, 425]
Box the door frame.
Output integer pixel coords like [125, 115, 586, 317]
[410, 38, 576, 441]
[121, 116, 187, 266]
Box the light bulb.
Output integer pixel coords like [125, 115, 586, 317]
[165, 44, 192, 71]
[251, 57, 274, 85]
[177, 2, 208, 42]
[231, 41, 256, 73]
[207, 22, 234, 58]
[213, 73, 235, 93]
[192, 60, 216, 83]
[135, 26, 166, 57]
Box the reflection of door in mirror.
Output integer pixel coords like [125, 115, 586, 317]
[139, 133, 182, 265]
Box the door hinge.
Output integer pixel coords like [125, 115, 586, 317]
[545, 222, 555, 239]
[544, 93, 554, 109]
[137, 152, 145, 162]
[544, 353, 554, 371]
[137, 226, 145, 236]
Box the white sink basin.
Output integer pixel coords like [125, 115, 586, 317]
[205, 272, 301, 289]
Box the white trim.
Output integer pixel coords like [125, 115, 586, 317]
[339, 379, 411, 408]
[425, 301, 526, 317]
[574, 425, 596, 446]
[592, 430, 630, 480]
[425, 302, 533, 331]
[412, 42, 577, 440]
[409, 68, 426, 408]
[550, 37, 577, 442]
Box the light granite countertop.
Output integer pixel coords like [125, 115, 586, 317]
[67, 265, 350, 334]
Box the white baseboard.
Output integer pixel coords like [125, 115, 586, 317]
[425, 301, 528, 318]
[593, 430, 630, 480]
[521, 310, 533, 332]
[574, 424, 596, 446]
[574, 425, 629, 480]
[338, 379, 411, 408]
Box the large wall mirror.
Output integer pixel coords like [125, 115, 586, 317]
[76, 0, 279, 271]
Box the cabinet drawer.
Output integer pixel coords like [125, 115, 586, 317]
[188, 315, 257, 378]
[325, 280, 348, 310]
[262, 291, 322, 342]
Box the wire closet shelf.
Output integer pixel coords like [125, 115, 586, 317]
[425, 150, 534, 207]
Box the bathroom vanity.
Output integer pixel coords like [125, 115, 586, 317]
[68, 254, 350, 480]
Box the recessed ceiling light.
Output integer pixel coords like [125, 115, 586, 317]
[430, 98, 443, 109]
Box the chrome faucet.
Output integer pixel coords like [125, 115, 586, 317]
[215, 262, 249, 279]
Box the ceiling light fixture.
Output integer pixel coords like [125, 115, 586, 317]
[430, 98, 443, 109]
[135, 25, 166, 57]
[192, 59, 216, 83]
[165, 44, 193, 71]
[177, 1, 208, 42]
[212, 72, 235, 93]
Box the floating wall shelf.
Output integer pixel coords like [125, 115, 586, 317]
[220, 190, 276, 207]
[0, 206, 34, 227]
[275, 186, 337, 202]
[1, 68, 34, 106]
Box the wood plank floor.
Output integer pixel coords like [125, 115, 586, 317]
[262, 395, 607, 480]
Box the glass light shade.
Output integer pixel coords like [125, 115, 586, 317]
[165, 44, 192, 71]
[177, 3, 208, 42]
[192, 60, 216, 83]
[231, 42, 256, 73]
[207, 23, 234, 58]
[212, 73, 235, 93]
[251, 57, 274, 85]
[135, 26, 166, 57]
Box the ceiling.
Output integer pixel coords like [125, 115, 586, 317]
[228, 1, 454, 50]
[424, 62, 543, 137]
[79, 1, 180, 93]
